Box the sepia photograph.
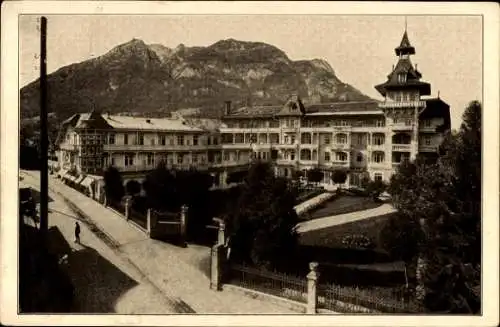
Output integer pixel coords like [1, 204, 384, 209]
[1, 1, 498, 326]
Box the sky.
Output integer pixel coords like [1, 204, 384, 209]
[19, 15, 483, 129]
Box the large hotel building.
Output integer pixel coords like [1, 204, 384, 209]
[54, 30, 450, 198]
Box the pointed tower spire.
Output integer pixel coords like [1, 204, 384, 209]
[395, 18, 415, 56]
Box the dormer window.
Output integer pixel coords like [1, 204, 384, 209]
[398, 73, 406, 83]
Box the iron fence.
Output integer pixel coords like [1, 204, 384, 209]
[317, 282, 422, 313]
[227, 264, 308, 304]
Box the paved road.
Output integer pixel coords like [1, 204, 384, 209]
[20, 171, 185, 314]
[21, 170, 298, 314]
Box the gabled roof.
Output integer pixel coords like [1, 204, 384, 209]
[420, 98, 451, 131]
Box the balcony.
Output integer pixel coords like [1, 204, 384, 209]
[213, 160, 252, 168]
[379, 101, 426, 109]
[103, 144, 208, 152]
[392, 144, 412, 151]
[59, 143, 78, 151]
[419, 125, 436, 132]
[330, 161, 350, 168]
[392, 123, 415, 131]
[331, 143, 350, 151]
[221, 143, 252, 150]
[419, 145, 439, 152]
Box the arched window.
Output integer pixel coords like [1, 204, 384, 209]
[372, 133, 385, 145]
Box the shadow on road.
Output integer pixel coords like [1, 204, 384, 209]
[66, 242, 140, 313]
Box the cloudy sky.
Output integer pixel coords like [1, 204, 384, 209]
[19, 14, 482, 128]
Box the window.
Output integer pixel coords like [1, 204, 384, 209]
[374, 173, 383, 182]
[213, 137, 219, 145]
[169, 138, 174, 145]
[192, 153, 198, 163]
[160, 134, 166, 146]
[193, 135, 198, 146]
[124, 134, 129, 145]
[301, 133, 312, 144]
[125, 154, 134, 166]
[186, 138, 191, 146]
[376, 120, 385, 127]
[146, 153, 154, 166]
[177, 135, 184, 146]
[324, 136, 330, 145]
[290, 135, 296, 144]
[335, 152, 347, 161]
[424, 135, 432, 145]
[423, 120, 432, 127]
[150, 137, 155, 146]
[290, 151, 296, 161]
[111, 157, 116, 166]
[300, 149, 311, 161]
[405, 119, 412, 126]
[395, 93, 402, 102]
[177, 154, 184, 164]
[357, 153, 363, 162]
[207, 137, 212, 145]
[414, 93, 420, 101]
[373, 152, 385, 163]
[336, 134, 347, 144]
[224, 153, 230, 161]
[137, 133, 144, 145]
[324, 152, 330, 161]
[398, 73, 406, 83]
[108, 133, 115, 145]
[373, 134, 385, 145]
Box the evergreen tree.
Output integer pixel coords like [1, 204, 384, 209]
[226, 161, 299, 269]
[103, 166, 124, 203]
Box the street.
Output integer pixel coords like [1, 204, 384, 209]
[20, 170, 298, 314]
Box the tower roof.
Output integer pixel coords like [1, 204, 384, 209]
[395, 30, 416, 56]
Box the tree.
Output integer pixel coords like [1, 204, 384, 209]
[142, 160, 178, 211]
[226, 161, 299, 270]
[365, 178, 388, 201]
[386, 101, 481, 313]
[332, 169, 348, 189]
[125, 180, 141, 196]
[307, 168, 323, 186]
[103, 166, 124, 203]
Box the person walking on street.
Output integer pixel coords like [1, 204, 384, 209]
[74, 221, 81, 244]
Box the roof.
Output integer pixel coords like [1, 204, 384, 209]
[420, 98, 451, 131]
[103, 115, 204, 132]
[395, 30, 416, 56]
[224, 100, 381, 118]
[61, 112, 206, 132]
[375, 58, 431, 96]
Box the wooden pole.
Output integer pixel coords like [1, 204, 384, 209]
[39, 16, 48, 241]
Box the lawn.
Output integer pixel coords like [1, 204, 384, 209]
[300, 194, 383, 221]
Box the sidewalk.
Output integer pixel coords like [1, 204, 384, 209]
[19, 171, 182, 313]
[33, 171, 299, 314]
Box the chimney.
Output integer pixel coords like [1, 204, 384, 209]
[224, 101, 232, 116]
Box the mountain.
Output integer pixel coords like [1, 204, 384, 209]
[20, 38, 372, 119]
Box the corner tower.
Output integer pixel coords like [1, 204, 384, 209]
[375, 28, 429, 162]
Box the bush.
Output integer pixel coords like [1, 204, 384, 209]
[332, 169, 348, 186]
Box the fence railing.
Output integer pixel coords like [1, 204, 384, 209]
[222, 261, 422, 314]
[227, 264, 308, 304]
[317, 282, 420, 313]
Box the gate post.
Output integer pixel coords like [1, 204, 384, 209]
[180, 205, 188, 247]
[146, 209, 151, 236]
[307, 262, 320, 314]
[124, 197, 131, 220]
[210, 244, 222, 291]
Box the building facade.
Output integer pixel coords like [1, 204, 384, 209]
[54, 30, 450, 193]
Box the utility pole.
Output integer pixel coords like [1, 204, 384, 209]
[39, 16, 48, 243]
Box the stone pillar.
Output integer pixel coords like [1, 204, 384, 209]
[180, 205, 188, 247]
[210, 244, 222, 291]
[218, 220, 225, 246]
[306, 262, 320, 314]
[146, 208, 152, 236]
[124, 197, 131, 220]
